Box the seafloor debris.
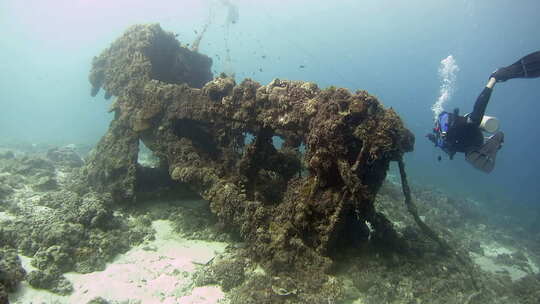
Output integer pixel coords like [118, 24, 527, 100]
[86, 23, 414, 302]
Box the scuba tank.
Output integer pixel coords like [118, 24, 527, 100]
[479, 115, 500, 133]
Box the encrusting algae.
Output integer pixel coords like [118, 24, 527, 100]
[84, 23, 414, 303]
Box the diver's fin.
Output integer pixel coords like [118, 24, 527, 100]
[492, 51, 540, 81]
[465, 131, 504, 173]
[520, 51, 540, 78]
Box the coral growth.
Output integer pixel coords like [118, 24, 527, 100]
[0, 247, 26, 302]
[0, 151, 155, 297]
[86, 23, 414, 302]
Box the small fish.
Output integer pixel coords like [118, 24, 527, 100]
[299, 65, 305, 69]
[437, 155, 442, 162]
[259, 68, 263, 72]
[262, 55, 266, 59]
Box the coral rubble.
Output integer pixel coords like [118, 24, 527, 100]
[86, 23, 414, 302]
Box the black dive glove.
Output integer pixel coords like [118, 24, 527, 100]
[490, 67, 511, 82]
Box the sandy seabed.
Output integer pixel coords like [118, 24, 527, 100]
[9, 220, 228, 304]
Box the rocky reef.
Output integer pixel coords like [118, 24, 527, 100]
[85, 23, 414, 302]
[0, 147, 155, 298]
[0, 247, 25, 304]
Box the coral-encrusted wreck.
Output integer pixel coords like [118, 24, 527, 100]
[85, 23, 414, 299]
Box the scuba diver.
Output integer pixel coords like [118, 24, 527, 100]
[427, 50, 540, 173]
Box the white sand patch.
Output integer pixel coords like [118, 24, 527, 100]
[10, 220, 228, 304]
[481, 243, 512, 257]
[471, 241, 538, 281]
[0, 211, 16, 221]
[55, 169, 68, 184]
[472, 254, 528, 281]
[351, 298, 367, 304]
[528, 255, 540, 273]
[177, 286, 227, 304]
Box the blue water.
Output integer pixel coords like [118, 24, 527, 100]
[1, 0, 539, 205]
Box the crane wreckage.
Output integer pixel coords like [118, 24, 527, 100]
[85, 24, 416, 301]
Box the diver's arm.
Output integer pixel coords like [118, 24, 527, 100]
[468, 81, 494, 127]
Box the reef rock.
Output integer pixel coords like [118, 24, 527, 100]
[27, 268, 73, 295]
[46, 146, 84, 168]
[0, 247, 26, 299]
[85, 23, 414, 302]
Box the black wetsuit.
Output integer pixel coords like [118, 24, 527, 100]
[444, 87, 492, 156]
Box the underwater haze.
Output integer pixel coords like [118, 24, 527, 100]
[1, 0, 540, 217]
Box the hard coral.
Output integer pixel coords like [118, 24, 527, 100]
[0, 247, 26, 293]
